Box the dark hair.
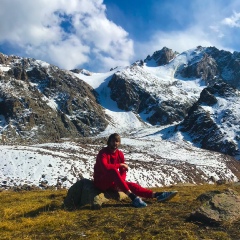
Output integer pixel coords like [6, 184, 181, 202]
[107, 133, 121, 146]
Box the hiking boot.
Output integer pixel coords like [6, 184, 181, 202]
[132, 197, 147, 208]
[157, 191, 178, 202]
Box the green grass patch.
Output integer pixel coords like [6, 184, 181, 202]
[0, 184, 240, 239]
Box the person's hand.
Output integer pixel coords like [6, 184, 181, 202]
[120, 163, 128, 171]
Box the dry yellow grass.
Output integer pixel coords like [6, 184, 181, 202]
[0, 183, 240, 240]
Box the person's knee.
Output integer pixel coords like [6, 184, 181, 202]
[107, 169, 123, 181]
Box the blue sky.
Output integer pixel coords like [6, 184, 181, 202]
[0, 0, 240, 72]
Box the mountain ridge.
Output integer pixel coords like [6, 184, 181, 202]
[0, 46, 240, 189]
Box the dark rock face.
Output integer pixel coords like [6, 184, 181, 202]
[205, 81, 238, 98]
[205, 47, 240, 89]
[108, 73, 191, 125]
[108, 73, 155, 113]
[0, 53, 16, 65]
[144, 47, 178, 66]
[0, 53, 107, 143]
[179, 46, 240, 89]
[180, 53, 219, 84]
[189, 189, 240, 225]
[180, 82, 239, 156]
[70, 68, 92, 76]
[147, 100, 189, 125]
[198, 88, 218, 105]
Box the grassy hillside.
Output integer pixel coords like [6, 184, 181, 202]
[1, 183, 240, 240]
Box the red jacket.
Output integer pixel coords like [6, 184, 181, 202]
[94, 147, 125, 180]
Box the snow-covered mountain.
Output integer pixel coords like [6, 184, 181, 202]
[0, 46, 240, 189]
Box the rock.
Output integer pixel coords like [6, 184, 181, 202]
[108, 73, 191, 125]
[63, 179, 128, 210]
[178, 46, 240, 89]
[70, 68, 92, 76]
[198, 88, 217, 105]
[0, 54, 108, 144]
[144, 47, 178, 66]
[108, 73, 156, 113]
[205, 47, 240, 89]
[180, 53, 219, 84]
[189, 189, 240, 225]
[216, 179, 227, 185]
[180, 82, 239, 157]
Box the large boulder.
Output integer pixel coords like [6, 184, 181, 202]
[189, 189, 240, 225]
[63, 179, 128, 210]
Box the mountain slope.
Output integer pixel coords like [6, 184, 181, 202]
[1, 46, 240, 189]
[74, 47, 240, 159]
[177, 82, 240, 157]
[0, 53, 108, 143]
[1, 135, 240, 189]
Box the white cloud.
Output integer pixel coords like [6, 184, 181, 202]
[26, 36, 90, 69]
[134, 27, 227, 60]
[0, 0, 134, 71]
[73, 12, 134, 70]
[222, 12, 240, 27]
[2, 0, 240, 72]
[154, 29, 213, 53]
[209, 26, 225, 38]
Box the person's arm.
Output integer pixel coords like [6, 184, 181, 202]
[120, 163, 128, 171]
[118, 151, 128, 171]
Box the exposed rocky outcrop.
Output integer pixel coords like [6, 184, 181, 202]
[108, 72, 191, 125]
[108, 73, 156, 113]
[147, 100, 190, 125]
[70, 68, 92, 76]
[180, 53, 219, 84]
[178, 46, 240, 89]
[144, 47, 178, 66]
[205, 47, 240, 89]
[0, 53, 107, 143]
[179, 82, 239, 157]
[189, 189, 240, 225]
[0, 53, 17, 65]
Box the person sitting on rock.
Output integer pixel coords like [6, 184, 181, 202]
[93, 133, 178, 208]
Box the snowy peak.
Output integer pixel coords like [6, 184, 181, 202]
[144, 47, 178, 66]
[175, 46, 240, 89]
